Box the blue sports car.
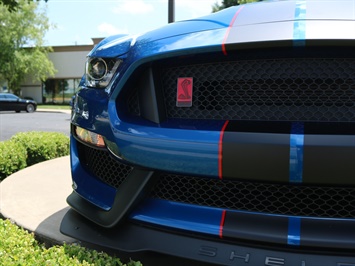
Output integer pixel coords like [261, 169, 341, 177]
[61, 1, 355, 265]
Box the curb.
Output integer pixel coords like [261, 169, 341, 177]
[37, 108, 72, 114]
[0, 156, 77, 246]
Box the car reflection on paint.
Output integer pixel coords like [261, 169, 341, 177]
[0, 93, 37, 113]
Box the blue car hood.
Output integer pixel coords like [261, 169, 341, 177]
[88, 7, 238, 58]
[89, 1, 355, 58]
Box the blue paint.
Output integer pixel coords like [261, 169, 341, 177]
[131, 199, 223, 236]
[108, 100, 222, 178]
[293, 1, 306, 46]
[288, 216, 301, 245]
[289, 122, 304, 183]
[70, 136, 116, 211]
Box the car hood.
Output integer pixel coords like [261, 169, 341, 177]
[89, 0, 355, 58]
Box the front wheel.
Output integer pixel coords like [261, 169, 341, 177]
[26, 104, 35, 113]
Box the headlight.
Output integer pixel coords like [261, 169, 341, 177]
[85, 57, 121, 88]
[87, 58, 107, 80]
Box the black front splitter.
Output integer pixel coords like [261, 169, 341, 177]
[60, 209, 355, 266]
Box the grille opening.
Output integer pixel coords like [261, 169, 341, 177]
[76, 143, 355, 219]
[77, 142, 133, 189]
[150, 173, 355, 219]
[161, 58, 355, 122]
[124, 48, 355, 123]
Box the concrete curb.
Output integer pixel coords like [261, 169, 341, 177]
[0, 156, 77, 245]
[37, 108, 72, 114]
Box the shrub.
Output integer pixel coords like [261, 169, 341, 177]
[0, 219, 142, 266]
[0, 140, 27, 181]
[10, 132, 69, 166]
[0, 132, 70, 180]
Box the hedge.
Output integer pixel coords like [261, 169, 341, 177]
[0, 219, 141, 266]
[0, 140, 27, 180]
[0, 132, 70, 181]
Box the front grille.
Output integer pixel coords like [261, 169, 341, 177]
[77, 142, 133, 189]
[76, 143, 355, 219]
[161, 57, 355, 122]
[150, 174, 355, 219]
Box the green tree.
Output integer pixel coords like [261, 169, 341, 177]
[0, 0, 19, 11]
[212, 0, 262, 12]
[0, 0, 48, 12]
[0, 0, 55, 95]
[43, 79, 69, 102]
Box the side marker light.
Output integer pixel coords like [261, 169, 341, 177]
[75, 126, 105, 147]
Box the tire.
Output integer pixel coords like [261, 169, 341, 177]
[26, 104, 35, 113]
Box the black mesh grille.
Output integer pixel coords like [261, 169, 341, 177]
[127, 89, 140, 116]
[150, 174, 355, 219]
[77, 142, 133, 189]
[161, 57, 355, 122]
[76, 143, 355, 219]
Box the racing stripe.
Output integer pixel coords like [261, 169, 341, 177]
[300, 217, 355, 249]
[221, 121, 290, 182]
[223, 211, 289, 244]
[220, 121, 355, 183]
[293, 0, 306, 46]
[222, 6, 245, 56]
[222, 211, 355, 249]
[289, 122, 304, 183]
[303, 123, 355, 184]
[288, 216, 301, 246]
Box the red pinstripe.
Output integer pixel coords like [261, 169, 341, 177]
[218, 120, 229, 180]
[221, 6, 245, 56]
[219, 210, 227, 239]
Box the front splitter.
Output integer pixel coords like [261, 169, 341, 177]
[60, 209, 355, 266]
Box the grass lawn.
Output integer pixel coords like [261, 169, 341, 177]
[38, 105, 71, 110]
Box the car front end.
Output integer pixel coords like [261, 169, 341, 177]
[61, 1, 355, 265]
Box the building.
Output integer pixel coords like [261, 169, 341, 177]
[19, 38, 102, 104]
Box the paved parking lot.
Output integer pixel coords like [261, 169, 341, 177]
[0, 111, 71, 141]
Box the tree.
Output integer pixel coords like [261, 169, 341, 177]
[212, 0, 262, 12]
[0, 0, 19, 11]
[43, 79, 69, 103]
[0, 0, 55, 95]
[0, 0, 48, 12]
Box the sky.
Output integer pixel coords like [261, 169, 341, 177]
[39, 0, 222, 46]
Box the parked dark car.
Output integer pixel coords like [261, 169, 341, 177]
[61, 1, 355, 265]
[0, 93, 37, 113]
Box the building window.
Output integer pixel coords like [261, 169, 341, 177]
[43, 78, 81, 104]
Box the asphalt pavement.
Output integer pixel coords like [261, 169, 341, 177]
[0, 108, 71, 141]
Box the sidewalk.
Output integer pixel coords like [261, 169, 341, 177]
[0, 156, 77, 245]
[37, 108, 72, 114]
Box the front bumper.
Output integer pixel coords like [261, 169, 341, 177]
[67, 46, 355, 264]
[67, 120, 355, 257]
[61, 208, 355, 266]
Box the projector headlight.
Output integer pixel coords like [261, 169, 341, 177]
[85, 57, 121, 88]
